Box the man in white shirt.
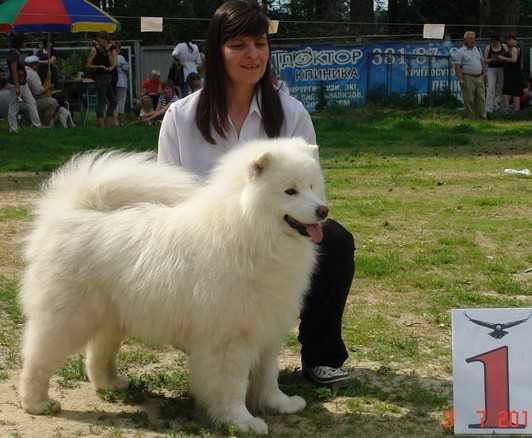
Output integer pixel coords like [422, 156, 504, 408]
[453, 31, 486, 119]
[25, 55, 58, 127]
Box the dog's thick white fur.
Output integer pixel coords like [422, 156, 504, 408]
[19, 137, 327, 435]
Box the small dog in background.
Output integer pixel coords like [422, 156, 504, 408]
[52, 96, 75, 128]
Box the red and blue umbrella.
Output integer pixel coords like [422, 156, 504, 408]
[0, 0, 120, 34]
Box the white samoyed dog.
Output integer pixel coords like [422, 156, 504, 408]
[19, 137, 329, 435]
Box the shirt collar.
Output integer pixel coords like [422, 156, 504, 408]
[249, 89, 263, 120]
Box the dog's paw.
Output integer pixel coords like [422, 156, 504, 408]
[235, 416, 268, 435]
[111, 375, 130, 391]
[23, 398, 61, 415]
[93, 375, 129, 391]
[272, 394, 306, 414]
[280, 395, 306, 414]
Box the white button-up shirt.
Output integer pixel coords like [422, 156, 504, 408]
[157, 89, 316, 179]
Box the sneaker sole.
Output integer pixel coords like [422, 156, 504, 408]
[302, 368, 352, 386]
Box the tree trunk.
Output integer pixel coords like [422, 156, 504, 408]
[350, 0, 375, 35]
[479, 0, 520, 35]
[315, 0, 337, 20]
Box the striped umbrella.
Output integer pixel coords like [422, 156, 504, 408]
[0, 0, 120, 34]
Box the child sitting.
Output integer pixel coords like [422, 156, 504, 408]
[141, 80, 178, 124]
[139, 95, 155, 124]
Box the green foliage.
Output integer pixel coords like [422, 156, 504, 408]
[57, 52, 86, 79]
[58, 356, 88, 388]
[0, 278, 23, 324]
[0, 207, 28, 221]
[422, 90, 461, 108]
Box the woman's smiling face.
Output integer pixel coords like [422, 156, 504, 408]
[222, 33, 269, 88]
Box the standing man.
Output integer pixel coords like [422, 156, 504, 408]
[453, 31, 486, 119]
[6, 33, 41, 133]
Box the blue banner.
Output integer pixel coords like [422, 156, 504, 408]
[272, 41, 463, 111]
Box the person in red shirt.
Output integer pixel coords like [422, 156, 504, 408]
[520, 78, 531, 109]
[141, 70, 162, 109]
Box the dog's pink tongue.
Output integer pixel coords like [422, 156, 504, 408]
[306, 224, 323, 244]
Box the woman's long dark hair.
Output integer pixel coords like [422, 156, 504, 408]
[196, 0, 284, 144]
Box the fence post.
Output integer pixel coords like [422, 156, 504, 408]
[447, 56, 451, 100]
[366, 51, 372, 104]
[134, 40, 142, 101]
[406, 54, 411, 93]
[387, 55, 392, 97]
[428, 55, 433, 106]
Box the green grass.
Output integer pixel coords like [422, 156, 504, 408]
[0, 108, 531, 437]
[58, 356, 88, 388]
[0, 207, 28, 221]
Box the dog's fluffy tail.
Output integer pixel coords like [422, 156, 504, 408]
[37, 150, 198, 214]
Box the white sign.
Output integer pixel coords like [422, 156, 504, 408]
[452, 308, 532, 434]
[423, 23, 445, 40]
[141, 17, 163, 33]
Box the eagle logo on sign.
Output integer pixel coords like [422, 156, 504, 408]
[464, 311, 532, 339]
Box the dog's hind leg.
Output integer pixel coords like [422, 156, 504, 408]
[189, 345, 268, 435]
[248, 342, 306, 415]
[20, 317, 89, 415]
[85, 321, 127, 391]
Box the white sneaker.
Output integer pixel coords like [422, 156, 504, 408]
[303, 365, 351, 385]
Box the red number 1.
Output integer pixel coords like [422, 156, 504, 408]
[466, 346, 526, 429]
[466, 346, 509, 428]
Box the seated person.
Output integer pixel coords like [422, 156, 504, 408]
[186, 72, 203, 93]
[0, 75, 32, 123]
[520, 78, 531, 109]
[24, 55, 58, 127]
[138, 95, 155, 124]
[141, 80, 178, 124]
[0, 76, 9, 119]
[36, 37, 60, 89]
[167, 59, 185, 98]
[141, 69, 162, 110]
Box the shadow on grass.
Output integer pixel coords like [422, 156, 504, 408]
[53, 366, 451, 437]
[0, 173, 45, 192]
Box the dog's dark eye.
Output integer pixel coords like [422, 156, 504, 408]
[310, 184, 313, 190]
[285, 188, 298, 195]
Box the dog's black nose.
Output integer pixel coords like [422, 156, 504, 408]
[316, 205, 329, 219]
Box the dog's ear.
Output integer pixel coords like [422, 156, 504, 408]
[249, 152, 272, 179]
[307, 144, 320, 161]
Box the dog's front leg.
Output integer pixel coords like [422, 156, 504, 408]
[248, 342, 306, 415]
[189, 344, 268, 435]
